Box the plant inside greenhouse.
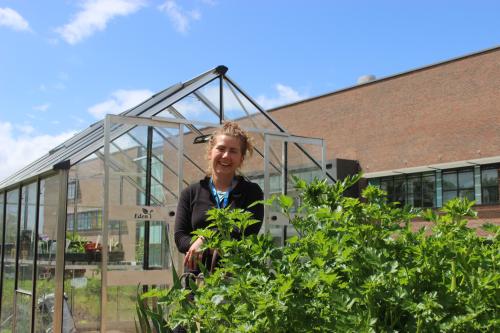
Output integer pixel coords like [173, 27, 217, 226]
[137, 175, 499, 333]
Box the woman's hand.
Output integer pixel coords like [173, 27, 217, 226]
[184, 237, 204, 270]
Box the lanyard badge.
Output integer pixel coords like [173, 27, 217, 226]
[209, 178, 236, 208]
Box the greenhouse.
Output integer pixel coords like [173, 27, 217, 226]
[0, 66, 333, 332]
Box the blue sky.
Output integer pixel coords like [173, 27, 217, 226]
[0, 0, 499, 180]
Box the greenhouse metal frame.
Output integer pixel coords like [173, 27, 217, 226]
[0, 66, 333, 332]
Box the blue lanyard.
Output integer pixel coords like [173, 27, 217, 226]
[209, 178, 236, 208]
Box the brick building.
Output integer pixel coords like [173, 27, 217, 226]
[269, 45, 500, 228]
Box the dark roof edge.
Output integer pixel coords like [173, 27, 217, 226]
[266, 45, 500, 112]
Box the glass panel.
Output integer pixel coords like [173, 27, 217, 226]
[182, 126, 211, 186]
[0, 189, 19, 331]
[380, 178, 393, 201]
[35, 176, 60, 333]
[458, 170, 474, 189]
[225, 80, 278, 135]
[65, 155, 104, 330]
[482, 187, 499, 204]
[151, 126, 181, 205]
[393, 177, 406, 205]
[14, 292, 32, 332]
[103, 220, 172, 330]
[196, 78, 221, 117]
[109, 126, 149, 206]
[288, 141, 325, 210]
[267, 139, 284, 196]
[263, 137, 324, 244]
[481, 168, 499, 196]
[103, 118, 185, 330]
[222, 80, 259, 121]
[240, 128, 268, 182]
[157, 91, 220, 124]
[407, 176, 422, 207]
[148, 221, 169, 269]
[442, 172, 457, 191]
[459, 189, 475, 201]
[104, 285, 137, 331]
[18, 182, 37, 292]
[64, 267, 100, 331]
[443, 190, 457, 204]
[422, 175, 436, 208]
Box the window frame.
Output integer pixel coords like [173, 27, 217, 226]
[442, 167, 475, 204]
[372, 172, 436, 208]
[481, 164, 500, 205]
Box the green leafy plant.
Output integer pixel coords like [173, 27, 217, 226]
[137, 175, 499, 332]
[66, 232, 87, 253]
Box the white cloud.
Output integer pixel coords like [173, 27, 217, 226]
[0, 7, 30, 31]
[256, 84, 308, 109]
[33, 103, 50, 112]
[56, 0, 146, 45]
[88, 89, 153, 119]
[158, 1, 201, 34]
[0, 121, 77, 181]
[16, 124, 35, 135]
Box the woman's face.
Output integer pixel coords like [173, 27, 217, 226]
[209, 134, 244, 178]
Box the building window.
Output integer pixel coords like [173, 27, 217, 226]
[442, 168, 474, 204]
[393, 177, 406, 205]
[67, 215, 74, 231]
[380, 178, 394, 202]
[481, 166, 499, 204]
[422, 174, 436, 207]
[407, 175, 422, 207]
[369, 164, 500, 207]
[67, 180, 80, 201]
[67, 210, 102, 231]
[375, 173, 435, 208]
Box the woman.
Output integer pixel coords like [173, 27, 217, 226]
[174, 121, 263, 272]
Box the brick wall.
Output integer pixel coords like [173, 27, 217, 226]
[268, 47, 500, 174]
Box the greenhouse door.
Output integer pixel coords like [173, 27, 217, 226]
[102, 114, 185, 332]
[263, 133, 326, 244]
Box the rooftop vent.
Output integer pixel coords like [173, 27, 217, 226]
[357, 74, 376, 85]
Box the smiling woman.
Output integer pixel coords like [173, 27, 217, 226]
[174, 121, 263, 272]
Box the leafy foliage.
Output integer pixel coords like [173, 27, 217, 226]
[137, 175, 499, 332]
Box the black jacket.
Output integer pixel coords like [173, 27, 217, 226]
[174, 176, 263, 254]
